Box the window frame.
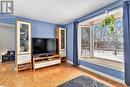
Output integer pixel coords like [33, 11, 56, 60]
[78, 8, 124, 63]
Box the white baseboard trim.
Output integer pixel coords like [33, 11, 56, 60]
[67, 60, 73, 65]
[79, 65, 125, 84]
[67, 60, 125, 85]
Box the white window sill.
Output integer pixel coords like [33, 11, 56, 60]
[80, 57, 124, 72]
[94, 53, 124, 63]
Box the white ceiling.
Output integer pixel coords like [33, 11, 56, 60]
[15, 0, 117, 24]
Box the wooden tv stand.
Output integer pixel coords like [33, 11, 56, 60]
[33, 54, 61, 71]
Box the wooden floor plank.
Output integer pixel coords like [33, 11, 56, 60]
[0, 62, 128, 87]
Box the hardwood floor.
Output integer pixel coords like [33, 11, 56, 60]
[0, 62, 128, 87]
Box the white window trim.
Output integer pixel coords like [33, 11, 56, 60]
[78, 8, 124, 63]
[78, 25, 93, 58]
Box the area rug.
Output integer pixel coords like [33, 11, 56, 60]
[57, 75, 109, 87]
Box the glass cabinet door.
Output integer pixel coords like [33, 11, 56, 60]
[60, 29, 66, 50]
[17, 21, 31, 54]
[20, 24, 29, 52]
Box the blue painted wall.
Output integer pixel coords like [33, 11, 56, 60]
[80, 60, 124, 80]
[64, 0, 126, 81]
[16, 16, 57, 38]
[0, 15, 57, 62]
[64, 21, 124, 80]
[0, 0, 126, 81]
[65, 22, 74, 62]
[0, 14, 15, 25]
[0, 15, 58, 52]
[0, 15, 57, 38]
[77, 0, 126, 22]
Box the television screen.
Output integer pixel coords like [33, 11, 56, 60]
[32, 38, 57, 55]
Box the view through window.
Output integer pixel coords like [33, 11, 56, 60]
[79, 8, 124, 71]
[94, 19, 123, 62]
[81, 26, 91, 57]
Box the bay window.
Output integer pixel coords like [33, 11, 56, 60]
[78, 8, 124, 71]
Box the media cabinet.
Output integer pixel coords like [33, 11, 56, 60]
[33, 54, 61, 71]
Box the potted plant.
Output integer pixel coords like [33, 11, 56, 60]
[100, 15, 115, 34]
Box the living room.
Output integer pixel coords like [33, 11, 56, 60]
[0, 0, 130, 87]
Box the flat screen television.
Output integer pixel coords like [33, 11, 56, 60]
[32, 38, 57, 55]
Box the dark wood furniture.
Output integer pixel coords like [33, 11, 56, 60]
[2, 51, 15, 62]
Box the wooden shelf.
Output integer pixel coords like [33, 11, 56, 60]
[17, 66, 32, 71]
[33, 54, 60, 61]
[35, 58, 60, 64]
[61, 57, 67, 62]
[33, 54, 61, 71]
[17, 63, 32, 70]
